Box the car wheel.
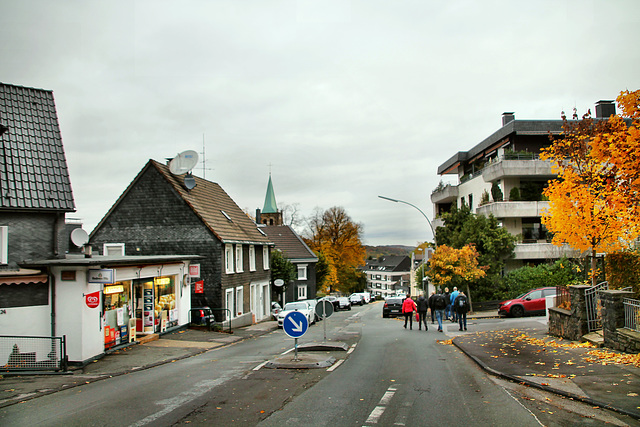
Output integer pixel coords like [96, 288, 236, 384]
[383, 313, 388, 318]
[511, 305, 525, 318]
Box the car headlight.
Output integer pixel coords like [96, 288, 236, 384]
[503, 301, 512, 306]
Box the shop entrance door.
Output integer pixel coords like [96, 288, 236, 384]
[133, 280, 155, 334]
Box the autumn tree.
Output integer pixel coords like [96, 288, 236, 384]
[427, 244, 487, 306]
[540, 90, 640, 285]
[270, 249, 296, 302]
[304, 206, 366, 294]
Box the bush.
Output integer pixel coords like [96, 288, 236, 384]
[499, 258, 582, 300]
[491, 182, 503, 202]
[509, 187, 521, 201]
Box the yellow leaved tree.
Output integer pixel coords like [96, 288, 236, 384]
[541, 90, 640, 285]
[427, 244, 487, 307]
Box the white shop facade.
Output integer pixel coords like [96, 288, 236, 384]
[19, 254, 200, 364]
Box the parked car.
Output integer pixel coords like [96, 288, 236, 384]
[271, 302, 282, 320]
[349, 293, 364, 306]
[190, 306, 214, 326]
[382, 297, 403, 318]
[319, 295, 339, 310]
[498, 287, 557, 317]
[277, 301, 315, 328]
[301, 299, 321, 322]
[336, 297, 351, 311]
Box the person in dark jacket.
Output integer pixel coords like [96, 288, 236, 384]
[454, 291, 470, 331]
[443, 287, 451, 320]
[428, 291, 436, 324]
[432, 289, 447, 332]
[416, 293, 429, 331]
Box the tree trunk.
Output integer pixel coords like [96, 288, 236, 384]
[466, 283, 473, 313]
[591, 247, 597, 286]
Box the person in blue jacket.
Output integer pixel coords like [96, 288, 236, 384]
[449, 287, 459, 322]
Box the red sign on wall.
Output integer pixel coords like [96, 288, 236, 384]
[194, 280, 204, 294]
[86, 291, 100, 308]
[189, 264, 200, 278]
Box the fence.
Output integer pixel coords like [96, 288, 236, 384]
[585, 281, 609, 332]
[0, 335, 67, 372]
[555, 286, 570, 309]
[624, 298, 640, 333]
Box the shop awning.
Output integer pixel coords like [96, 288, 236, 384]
[0, 274, 49, 285]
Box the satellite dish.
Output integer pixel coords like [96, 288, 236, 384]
[70, 228, 89, 247]
[169, 150, 199, 175]
[184, 173, 196, 190]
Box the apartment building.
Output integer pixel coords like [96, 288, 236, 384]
[431, 101, 617, 270]
[363, 256, 411, 298]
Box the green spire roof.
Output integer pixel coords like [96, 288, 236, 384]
[262, 175, 278, 213]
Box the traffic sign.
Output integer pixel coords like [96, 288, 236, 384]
[283, 311, 308, 338]
[316, 299, 334, 318]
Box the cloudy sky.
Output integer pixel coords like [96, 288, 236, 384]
[2, 1, 639, 246]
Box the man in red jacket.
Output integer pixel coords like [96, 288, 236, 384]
[402, 294, 418, 330]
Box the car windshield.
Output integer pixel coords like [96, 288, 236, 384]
[284, 302, 307, 311]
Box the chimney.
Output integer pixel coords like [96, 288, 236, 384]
[502, 112, 515, 127]
[595, 100, 615, 118]
[255, 208, 262, 224]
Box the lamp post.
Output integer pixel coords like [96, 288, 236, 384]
[378, 195, 436, 248]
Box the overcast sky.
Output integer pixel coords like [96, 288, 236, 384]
[2, 1, 639, 247]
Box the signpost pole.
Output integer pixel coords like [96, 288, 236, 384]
[294, 337, 299, 361]
[323, 303, 327, 342]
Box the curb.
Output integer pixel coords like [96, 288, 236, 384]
[452, 339, 640, 421]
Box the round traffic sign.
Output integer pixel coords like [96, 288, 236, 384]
[315, 299, 334, 318]
[283, 311, 308, 338]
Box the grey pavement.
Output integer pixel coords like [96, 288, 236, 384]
[2, 311, 639, 421]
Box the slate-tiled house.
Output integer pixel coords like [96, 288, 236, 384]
[0, 83, 77, 334]
[90, 160, 275, 324]
[262, 224, 318, 303]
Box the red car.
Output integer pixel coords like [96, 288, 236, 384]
[498, 287, 557, 317]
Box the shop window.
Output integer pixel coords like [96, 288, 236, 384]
[225, 244, 234, 273]
[235, 286, 244, 316]
[104, 281, 132, 348]
[249, 245, 256, 271]
[263, 246, 269, 270]
[297, 264, 307, 280]
[235, 244, 243, 273]
[0, 226, 7, 264]
[297, 285, 307, 300]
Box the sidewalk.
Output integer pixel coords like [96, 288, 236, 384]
[453, 327, 640, 420]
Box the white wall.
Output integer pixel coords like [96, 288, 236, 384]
[0, 305, 50, 336]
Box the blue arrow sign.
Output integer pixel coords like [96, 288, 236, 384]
[283, 311, 308, 338]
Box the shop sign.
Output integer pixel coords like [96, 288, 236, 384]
[85, 291, 100, 309]
[195, 280, 204, 294]
[189, 264, 200, 278]
[88, 269, 114, 284]
[104, 285, 124, 295]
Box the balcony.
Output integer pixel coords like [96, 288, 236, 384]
[476, 201, 549, 219]
[513, 242, 581, 260]
[482, 159, 554, 182]
[431, 184, 458, 204]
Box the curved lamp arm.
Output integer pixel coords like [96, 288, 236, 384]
[378, 195, 436, 247]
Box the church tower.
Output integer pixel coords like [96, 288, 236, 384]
[256, 174, 283, 225]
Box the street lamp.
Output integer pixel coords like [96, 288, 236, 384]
[378, 195, 437, 247]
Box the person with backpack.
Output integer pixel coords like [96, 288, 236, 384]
[402, 294, 418, 330]
[454, 291, 470, 331]
[416, 292, 429, 331]
[432, 289, 447, 332]
[443, 287, 451, 320]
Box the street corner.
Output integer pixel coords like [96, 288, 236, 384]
[265, 353, 336, 369]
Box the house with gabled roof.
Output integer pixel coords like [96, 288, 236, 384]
[90, 159, 275, 325]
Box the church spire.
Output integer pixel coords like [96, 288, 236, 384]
[262, 174, 278, 214]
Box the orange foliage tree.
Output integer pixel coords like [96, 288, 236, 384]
[305, 206, 366, 294]
[541, 90, 640, 285]
[427, 244, 487, 305]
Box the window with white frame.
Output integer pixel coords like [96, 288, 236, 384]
[235, 286, 244, 316]
[297, 264, 307, 280]
[0, 226, 8, 265]
[235, 244, 243, 273]
[225, 288, 234, 319]
[249, 245, 256, 271]
[103, 243, 125, 256]
[225, 244, 234, 274]
[263, 246, 269, 270]
[297, 284, 307, 300]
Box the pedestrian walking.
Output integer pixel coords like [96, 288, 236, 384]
[450, 287, 459, 322]
[428, 291, 436, 324]
[402, 294, 418, 330]
[432, 289, 447, 332]
[443, 287, 451, 321]
[416, 293, 429, 331]
[454, 291, 470, 331]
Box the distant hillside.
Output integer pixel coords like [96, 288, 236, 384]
[365, 245, 412, 259]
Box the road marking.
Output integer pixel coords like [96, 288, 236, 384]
[253, 360, 269, 371]
[364, 385, 397, 424]
[327, 359, 344, 372]
[347, 343, 357, 354]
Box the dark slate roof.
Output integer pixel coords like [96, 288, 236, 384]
[0, 83, 75, 211]
[262, 225, 317, 262]
[437, 119, 565, 175]
[364, 255, 411, 272]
